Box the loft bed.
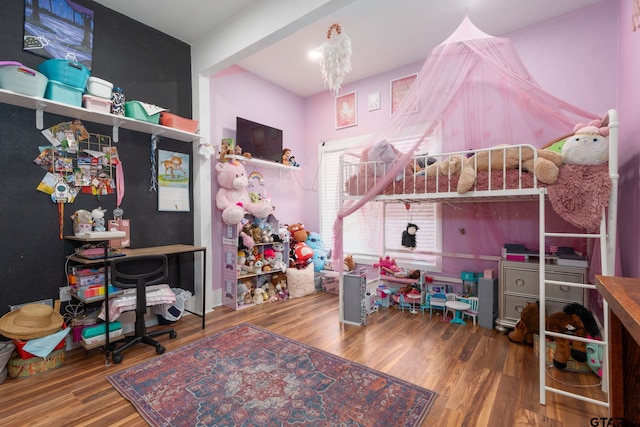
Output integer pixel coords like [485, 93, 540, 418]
[338, 109, 619, 409]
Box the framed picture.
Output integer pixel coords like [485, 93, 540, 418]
[23, 0, 95, 69]
[368, 92, 381, 111]
[335, 91, 357, 129]
[390, 73, 418, 116]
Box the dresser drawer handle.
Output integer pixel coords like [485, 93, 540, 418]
[559, 285, 570, 292]
[515, 278, 525, 287]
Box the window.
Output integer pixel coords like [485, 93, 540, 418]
[319, 131, 442, 271]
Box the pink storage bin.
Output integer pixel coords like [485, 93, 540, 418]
[83, 94, 112, 113]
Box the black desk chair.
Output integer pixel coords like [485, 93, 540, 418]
[110, 255, 177, 364]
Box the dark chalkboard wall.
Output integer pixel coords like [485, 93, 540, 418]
[0, 0, 195, 317]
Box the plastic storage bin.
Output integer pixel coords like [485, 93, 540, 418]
[0, 64, 48, 97]
[159, 112, 199, 133]
[124, 100, 161, 124]
[85, 76, 113, 99]
[44, 80, 83, 107]
[83, 94, 112, 113]
[38, 58, 90, 90]
[81, 321, 123, 346]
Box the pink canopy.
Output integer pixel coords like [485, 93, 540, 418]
[333, 16, 598, 271]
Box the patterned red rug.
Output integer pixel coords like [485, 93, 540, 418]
[107, 323, 437, 426]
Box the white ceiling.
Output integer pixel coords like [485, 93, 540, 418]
[93, 0, 604, 97]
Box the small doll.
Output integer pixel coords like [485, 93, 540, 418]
[281, 148, 291, 165]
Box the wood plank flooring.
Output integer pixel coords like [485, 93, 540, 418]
[0, 292, 608, 426]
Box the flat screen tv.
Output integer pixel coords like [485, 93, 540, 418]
[236, 117, 283, 162]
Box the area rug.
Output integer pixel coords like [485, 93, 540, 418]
[107, 323, 437, 426]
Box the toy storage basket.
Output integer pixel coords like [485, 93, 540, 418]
[287, 264, 316, 298]
[38, 57, 90, 90]
[0, 341, 15, 384]
[0, 63, 48, 97]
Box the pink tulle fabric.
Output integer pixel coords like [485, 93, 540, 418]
[333, 16, 603, 273]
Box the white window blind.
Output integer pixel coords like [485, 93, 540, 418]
[319, 131, 442, 270]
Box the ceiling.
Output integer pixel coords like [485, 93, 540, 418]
[93, 0, 604, 98]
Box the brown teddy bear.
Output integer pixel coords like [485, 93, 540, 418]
[456, 145, 563, 194]
[508, 302, 599, 369]
[288, 223, 310, 244]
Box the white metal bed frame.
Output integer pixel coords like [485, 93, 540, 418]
[338, 109, 618, 408]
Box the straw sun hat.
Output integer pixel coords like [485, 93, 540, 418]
[0, 304, 64, 340]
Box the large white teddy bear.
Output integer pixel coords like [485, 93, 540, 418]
[215, 160, 274, 225]
[561, 119, 609, 165]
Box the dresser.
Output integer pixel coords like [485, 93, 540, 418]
[495, 260, 588, 333]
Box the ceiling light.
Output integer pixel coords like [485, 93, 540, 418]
[308, 48, 322, 60]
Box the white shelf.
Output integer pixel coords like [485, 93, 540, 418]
[225, 154, 300, 171]
[0, 88, 201, 143]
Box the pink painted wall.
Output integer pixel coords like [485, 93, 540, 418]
[210, 1, 638, 285]
[209, 66, 308, 295]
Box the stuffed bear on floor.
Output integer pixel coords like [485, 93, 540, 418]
[508, 302, 600, 369]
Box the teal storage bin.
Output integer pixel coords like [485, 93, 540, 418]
[81, 321, 122, 339]
[461, 271, 482, 282]
[44, 80, 83, 107]
[124, 100, 161, 124]
[38, 58, 90, 90]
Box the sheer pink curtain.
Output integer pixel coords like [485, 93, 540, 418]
[333, 16, 600, 272]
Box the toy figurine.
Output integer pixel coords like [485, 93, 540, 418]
[91, 207, 107, 231]
[281, 148, 292, 165]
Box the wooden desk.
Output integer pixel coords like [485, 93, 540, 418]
[68, 244, 207, 330]
[595, 275, 640, 423]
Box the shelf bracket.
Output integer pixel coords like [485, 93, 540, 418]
[35, 104, 45, 130]
[112, 121, 124, 143]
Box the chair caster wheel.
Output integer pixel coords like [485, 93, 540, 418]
[113, 353, 123, 364]
[169, 331, 177, 339]
[156, 345, 166, 354]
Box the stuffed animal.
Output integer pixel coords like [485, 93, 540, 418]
[91, 207, 107, 231]
[344, 254, 355, 272]
[373, 255, 401, 276]
[401, 223, 419, 249]
[288, 223, 310, 244]
[562, 119, 609, 166]
[215, 160, 274, 225]
[237, 280, 250, 305]
[253, 287, 265, 304]
[271, 272, 288, 300]
[292, 242, 313, 268]
[306, 232, 328, 252]
[508, 302, 600, 369]
[312, 248, 331, 272]
[457, 145, 563, 194]
[366, 140, 403, 181]
[422, 154, 465, 177]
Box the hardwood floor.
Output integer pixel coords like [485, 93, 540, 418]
[0, 292, 608, 426]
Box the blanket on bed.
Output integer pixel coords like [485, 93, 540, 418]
[345, 164, 610, 230]
[547, 164, 611, 231]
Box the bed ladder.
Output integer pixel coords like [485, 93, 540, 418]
[537, 108, 618, 409]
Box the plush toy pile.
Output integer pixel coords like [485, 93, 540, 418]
[508, 302, 601, 370]
[215, 160, 274, 225]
